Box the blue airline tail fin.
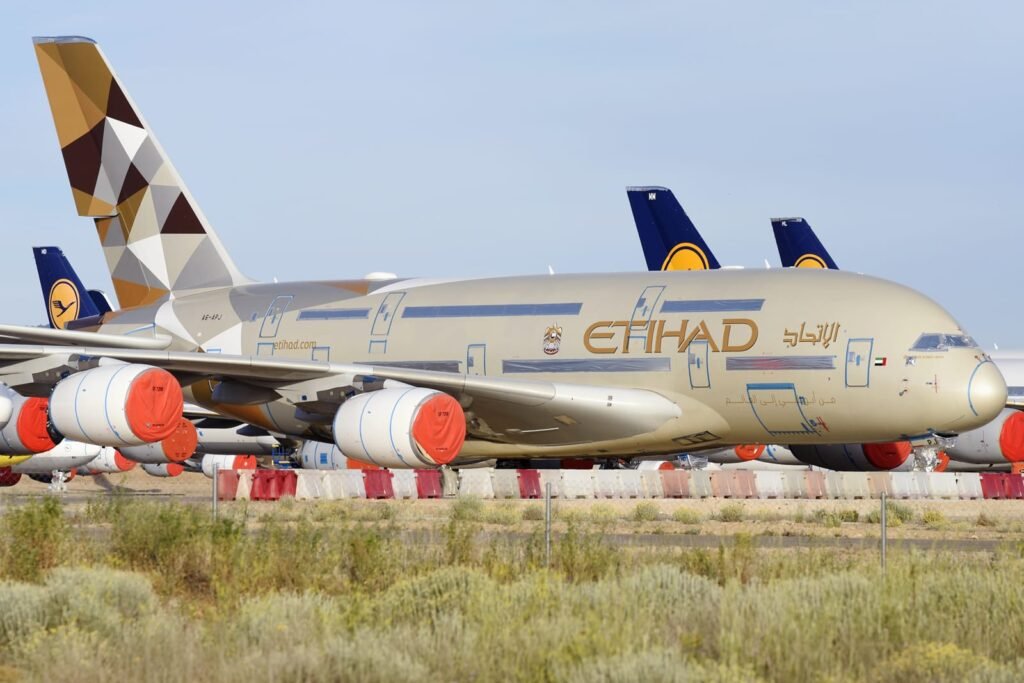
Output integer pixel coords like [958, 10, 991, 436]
[33, 246, 103, 329]
[626, 186, 721, 271]
[770, 217, 839, 269]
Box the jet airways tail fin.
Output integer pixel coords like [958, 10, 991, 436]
[626, 186, 721, 271]
[771, 217, 839, 269]
[32, 36, 248, 310]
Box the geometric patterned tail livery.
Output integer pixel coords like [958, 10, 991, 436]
[626, 186, 722, 271]
[771, 217, 839, 270]
[33, 36, 248, 310]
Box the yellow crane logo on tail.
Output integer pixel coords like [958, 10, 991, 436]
[661, 242, 711, 271]
[48, 278, 80, 329]
[794, 254, 828, 269]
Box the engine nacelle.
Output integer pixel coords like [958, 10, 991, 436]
[0, 394, 56, 455]
[297, 440, 346, 470]
[790, 441, 913, 471]
[77, 447, 137, 475]
[12, 440, 102, 474]
[194, 423, 280, 456]
[0, 391, 13, 430]
[141, 463, 184, 478]
[120, 419, 198, 464]
[201, 454, 257, 478]
[0, 468, 22, 487]
[946, 408, 1024, 465]
[50, 364, 183, 447]
[333, 388, 465, 469]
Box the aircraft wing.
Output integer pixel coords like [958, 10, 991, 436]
[0, 344, 700, 447]
[0, 323, 171, 350]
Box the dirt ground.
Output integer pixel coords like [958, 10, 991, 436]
[3, 468, 1020, 545]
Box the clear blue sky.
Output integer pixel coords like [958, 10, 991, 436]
[1, 2, 1021, 345]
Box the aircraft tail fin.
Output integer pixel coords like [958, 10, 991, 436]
[32, 36, 248, 310]
[626, 186, 721, 271]
[33, 246, 102, 329]
[770, 217, 839, 269]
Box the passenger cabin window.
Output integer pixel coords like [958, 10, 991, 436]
[909, 333, 976, 351]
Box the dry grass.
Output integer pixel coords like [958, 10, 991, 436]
[0, 497, 1018, 681]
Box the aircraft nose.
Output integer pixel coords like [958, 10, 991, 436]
[968, 360, 1007, 424]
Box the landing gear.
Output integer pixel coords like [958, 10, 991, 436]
[47, 469, 69, 494]
[439, 465, 458, 498]
[912, 437, 955, 472]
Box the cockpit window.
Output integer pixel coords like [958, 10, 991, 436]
[910, 333, 977, 351]
[943, 334, 975, 348]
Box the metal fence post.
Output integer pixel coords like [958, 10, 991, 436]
[880, 490, 887, 572]
[544, 481, 552, 567]
[212, 463, 219, 520]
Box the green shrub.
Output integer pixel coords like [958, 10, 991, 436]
[717, 502, 745, 523]
[554, 521, 619, 582]
[921, 509, 947, 528]
[450, 497, 484, 522]
[483, 503, 521, 526]
[522, 505, 545, 521]
[976, 513, 998, 528]
[672, 508, 702, 524]
[444, 515, 478, 565]
[560, 650, 762, 683]
[350, 501, 397, 522]
[838, 508, 860, 523]
[1, 497, 70, 581]
[874, 642, 1011, 683]
[631, 502, 659, 522]
[813, 508, 860, 528]
[587, 503, 618, 525]
[866, 501, 911, 527]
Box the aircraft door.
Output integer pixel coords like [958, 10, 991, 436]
[628, 286, 665, 352]
[369, 292, 406, 353]
[467, 344, 486, 376]
[688, 339, 711, 388]
[259, 296, 292, 338]
[845, 338, 873, 387]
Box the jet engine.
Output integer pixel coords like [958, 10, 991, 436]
[12, 440, 102, 474]
[296, 440, 345, 470]
[0, 393, 56, 455]
[77, 447, 138, 475]
[193, 420, 280, 456]
[49, 364, 183, 447]
[141, 463, 185, 478]
[201, 454, 257, 478]
[0, 391, 13, 430]
[120, 419, 198, 464]
[789, 442, 913, 471]
[946, 408, 1024, 465]
[332, 388, 465, 469]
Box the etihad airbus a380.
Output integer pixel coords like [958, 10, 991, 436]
[0, 36, 1003, 470]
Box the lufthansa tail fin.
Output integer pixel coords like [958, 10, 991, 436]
[626, 186, 721, 271]
[32, 36, 248, 310]
[33, 246, 103, 329]
[771, 217, 839, 269]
